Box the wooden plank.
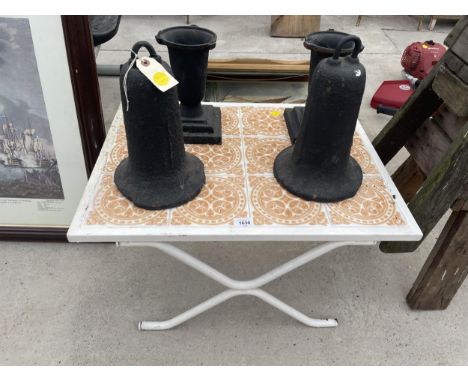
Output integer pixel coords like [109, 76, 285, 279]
[208, 58, 309, 74]
[433, 64, 468, 117]
[432, 104, 468, 140]
[450, 18, 468, 63]
[380, 121, 468, 253]
[270, 16, 320, 37]
[452, 198, 468, 211]
[372, 60, 443, 165]
[444, 16, 468, 47]
[444, 50, 468, 84]
[391, 156, 426, 202]
[451, 188, 468, 211]
[406, 210, 468, 309]
[405, 118, 453, 175]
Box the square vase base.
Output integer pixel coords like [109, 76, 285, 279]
[182, 105, 222, 144]
[284, 106, 305, 143]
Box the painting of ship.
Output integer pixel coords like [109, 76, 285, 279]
[0, 17, 65, 200]
[0, 114, 53, 169]
[0, 113, 64, 199]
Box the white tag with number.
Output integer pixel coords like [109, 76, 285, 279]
[136, 57, 178, 92]
[234, 218, 253, 227]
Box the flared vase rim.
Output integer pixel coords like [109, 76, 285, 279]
[303, 30, 356, 53]
[156, 25, 217, 51]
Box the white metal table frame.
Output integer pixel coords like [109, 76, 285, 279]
[119, 240, 376, 330]
[68, 102, 422, 331]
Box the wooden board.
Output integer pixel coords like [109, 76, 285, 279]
[208, 58, 309, 74]
[391, 156, 426, 203]
[452, 191, 468, 211]
[405, 118, 453, 175]
[380, 121, 468, 253]
[444, 50, 468, 84]
[433, 65, 468, 117]
[406, 210, 468, 309]
[432, 104, 468, 140]
[444, 16, 468, 47]
[450, 18, 468, 63]
[270, 16, 320, 38]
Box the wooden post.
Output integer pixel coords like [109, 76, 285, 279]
[407, 210, 468, 309]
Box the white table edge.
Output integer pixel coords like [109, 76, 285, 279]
[67, 101, 423, 243]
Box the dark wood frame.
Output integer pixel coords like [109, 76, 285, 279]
[0, 16, 106, 241]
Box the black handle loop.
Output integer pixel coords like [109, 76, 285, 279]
[130, 41, 160, 61]
[377, 104, 398, 116]
[332, 36, 362, 60]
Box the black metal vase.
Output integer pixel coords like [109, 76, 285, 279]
[274, 36, 366, 203]
[114, 41, 205, 210]
[284, 30, 359, 143]
[156, 25, 221, 144]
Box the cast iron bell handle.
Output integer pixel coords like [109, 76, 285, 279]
[332, 36, 363, 59]
[130, 41, 161, 62]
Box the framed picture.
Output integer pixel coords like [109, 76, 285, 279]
[0, 15, 105, 240]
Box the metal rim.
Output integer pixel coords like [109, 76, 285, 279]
[303, 30, 355, 53]
[156, 25, 217, 51]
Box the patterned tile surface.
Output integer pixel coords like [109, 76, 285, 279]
[83, 105, 405, 228]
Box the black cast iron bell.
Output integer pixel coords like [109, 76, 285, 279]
[284, 30, 361, 143]
[274, 36, 366, 203]
[156, 25, 221, 144]
[114, 41, 206, 210]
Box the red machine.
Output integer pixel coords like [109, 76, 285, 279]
[370, 80, 414, 115]
[370, 40, 446, 115]
[401, 40, 446, 80]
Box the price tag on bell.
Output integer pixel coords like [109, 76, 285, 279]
[136, 57, 178, 92]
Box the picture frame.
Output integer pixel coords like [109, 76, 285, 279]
[0, 15, 105, 241]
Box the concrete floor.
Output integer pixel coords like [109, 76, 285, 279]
[2, 16, 467, 365]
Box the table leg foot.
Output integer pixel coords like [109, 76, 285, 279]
[249, 289, 338, 328]
[139, 290, 239, 330]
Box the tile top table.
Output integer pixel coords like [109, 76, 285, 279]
[68, 102, 421, 243]
[67, 102, 421, 330]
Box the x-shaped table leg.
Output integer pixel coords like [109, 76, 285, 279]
[118, 241, 376, 330]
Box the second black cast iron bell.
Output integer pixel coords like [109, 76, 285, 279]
[114, 41, 205, 210]
[156, 25, 222, 144]
[284, 30, 359, 143]
[274, 36, 366, 203]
